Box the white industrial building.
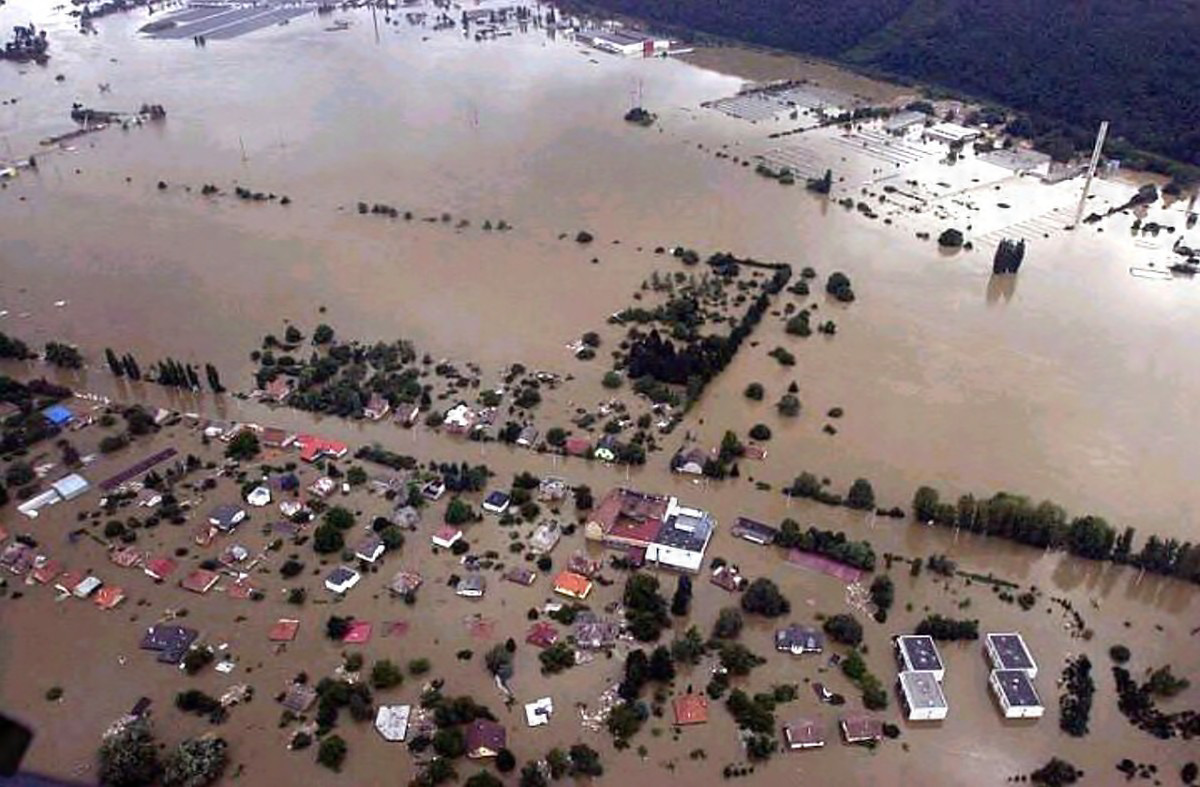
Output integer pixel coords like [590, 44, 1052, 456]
[896, 635, 945, 681]
[582, 29, 669, 56]
[898, 670, 949, 721]
[990, 669, 1044, 719]
[985, 632, 1038, 677]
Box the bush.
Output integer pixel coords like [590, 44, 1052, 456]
[743, 382, 765, 401]
[317, 735, 347, 771]
[602, 371, 623, 389]
[370, 659, 404, 690]
[748, 424, 771, 441]
[938, 228, 965, 248]
[777, 394, 801, 417]
[712, 607, 744, 640]
[846, 478, 875, 511]
[1109, 644, 1131, 664]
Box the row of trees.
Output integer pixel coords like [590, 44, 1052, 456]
[104, 348, 225, 393]
[776, 519, 876, 571]
[912, 486, 1200, 584]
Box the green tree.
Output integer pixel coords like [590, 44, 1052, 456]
[744, 382, 765, 400]
[162, 737, 228, 787]
[313, 324, 335, 344]
[98, 719, 161, 787]
[823, 614, 863, 646]
[316, 735, 347, 771]
[370, 659, 404, 690]
[312, 523, 344, 554]
[846, 478, 876, 510]
[713, 607, 744, 640]
[225, 430, 260, 461]
[740, 578, 790, 617]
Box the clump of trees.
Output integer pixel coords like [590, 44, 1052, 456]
[623, 573, 671, 640]
[740, 577, 790, 617]
[841, 648, 889, 710]
[823, 614, 863, 646]
[1058, 655, 1094, 737]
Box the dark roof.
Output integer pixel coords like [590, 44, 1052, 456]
[327, 566, 357, 585]
[988, 633, 1034, 671]
[731, 517, 779, 544]
[897, 635, 943, 671]
[484, 490, 510, 507]
[465, 719, 506, 753]
[139, 624, 198, 664]
[993, 669, 1041, 707]
[775, 624, 824, 651]
[654, 509, 714, 552]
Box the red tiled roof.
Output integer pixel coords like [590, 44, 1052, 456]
[672, 694, 709, 725]
[181, 568, 220, 594]
[144, 557, 177, 581]
[269, 618, 300, 642]
[525, 621, 559, 649]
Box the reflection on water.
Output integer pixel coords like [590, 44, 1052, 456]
[985, 273, 1018, 305]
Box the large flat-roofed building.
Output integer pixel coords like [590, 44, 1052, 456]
[896, 635, 945, 681]
[582, 29, 669, 56]
[985, 632, 1038, 678]
[646, 501, 715, 573]
[990, 669, 1044, 719]
[898, 671, 949, 721]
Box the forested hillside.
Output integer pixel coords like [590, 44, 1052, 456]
[578, 0, 1200, 168]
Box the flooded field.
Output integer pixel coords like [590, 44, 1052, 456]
[1, 0, 1199, 784]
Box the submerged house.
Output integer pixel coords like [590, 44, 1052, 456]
[775, 624, 824, 655]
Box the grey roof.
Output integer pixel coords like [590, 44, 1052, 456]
[327, 566, 358, 585]
[589, 28, 647, 47]
[988, 633, 1034, 671]
[51, 473, 89, 500]
[655, 509, 715, 552]
[775, 624, 824, 652]
[899, 670, 947, 710]
[458, 574, 487, 593]
[139, 625, 198, 664]
[731, 517, 778, 544]
[898, 635, 944, 672]
[209, 503, 244, 527]
[993, 669, 1041, 707]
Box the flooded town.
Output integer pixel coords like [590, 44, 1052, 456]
[0, 0, 1197, 785]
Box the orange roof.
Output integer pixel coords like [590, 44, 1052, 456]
[672, 694, 709, 726]
[552, 571, 593, 599]
[94, 585, 126, 609]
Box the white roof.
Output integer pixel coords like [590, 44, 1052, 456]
[927, 121, 979, 141]
[375, 705, 411, 741]
[246, 486, 272, 507]
[525, 697, 553, 727]
[51, 473, 90, 501]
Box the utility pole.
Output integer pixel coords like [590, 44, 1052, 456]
[1072, 120, 1109, 228]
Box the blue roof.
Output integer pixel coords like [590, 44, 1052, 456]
[42, 404, 73, 425]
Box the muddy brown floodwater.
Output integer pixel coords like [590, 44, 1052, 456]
[0, 0, 1198, 785]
